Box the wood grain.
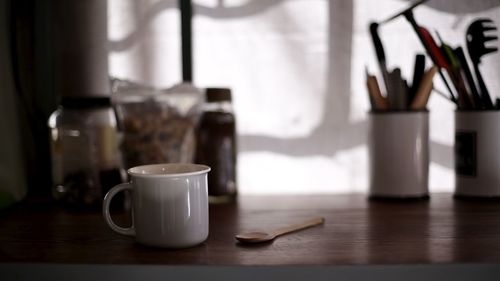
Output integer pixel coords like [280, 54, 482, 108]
[1, 194, 500, 265]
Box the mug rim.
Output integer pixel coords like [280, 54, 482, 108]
[128, 163, 211, 178]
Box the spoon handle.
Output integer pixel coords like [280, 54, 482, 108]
[271, 217, 325, 238]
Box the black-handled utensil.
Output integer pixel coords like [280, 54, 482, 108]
[369, 22, 389, 89]
[380, 0, 427, 24]
[409, 54, 426, 105]
[369, 22, 386, 65]
[454, 47, 483, 109]
[466, 18, 498, 109]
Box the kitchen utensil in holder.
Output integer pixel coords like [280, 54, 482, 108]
[455, 111, 500, 198]
[369, 111, 429, 199]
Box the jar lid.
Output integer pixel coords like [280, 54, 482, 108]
[61, 97, 111, 109]
[206, 88, 231, 102]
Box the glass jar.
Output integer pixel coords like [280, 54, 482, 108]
[48, 97, 124, 210]
[196, 88, 237, 203]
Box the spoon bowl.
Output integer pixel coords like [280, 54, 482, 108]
[235, 217, 325, 244]
[235, 232, 273, 243]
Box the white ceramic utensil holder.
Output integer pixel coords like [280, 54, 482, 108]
[455, 111, 500, 198]
[369, 111, 429, 199]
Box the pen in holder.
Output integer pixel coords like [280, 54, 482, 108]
[369, 111, 429, 199]
[455, 111, 500, 198]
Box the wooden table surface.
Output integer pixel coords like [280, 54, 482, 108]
[1, 194, 500, 266]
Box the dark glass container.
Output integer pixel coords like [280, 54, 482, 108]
[196, 88, 237, 203]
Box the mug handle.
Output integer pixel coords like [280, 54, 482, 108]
[103, 183, 135, 236]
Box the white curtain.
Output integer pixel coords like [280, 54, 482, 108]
[108, 0, 500, 194]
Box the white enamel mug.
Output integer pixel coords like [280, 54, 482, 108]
[103, 163, 210, 248]
[369, 111, 429, 198]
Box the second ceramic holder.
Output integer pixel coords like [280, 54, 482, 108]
[455, 111, 500, 198]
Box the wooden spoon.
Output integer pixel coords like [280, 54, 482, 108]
[235, 217, 325, 244]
